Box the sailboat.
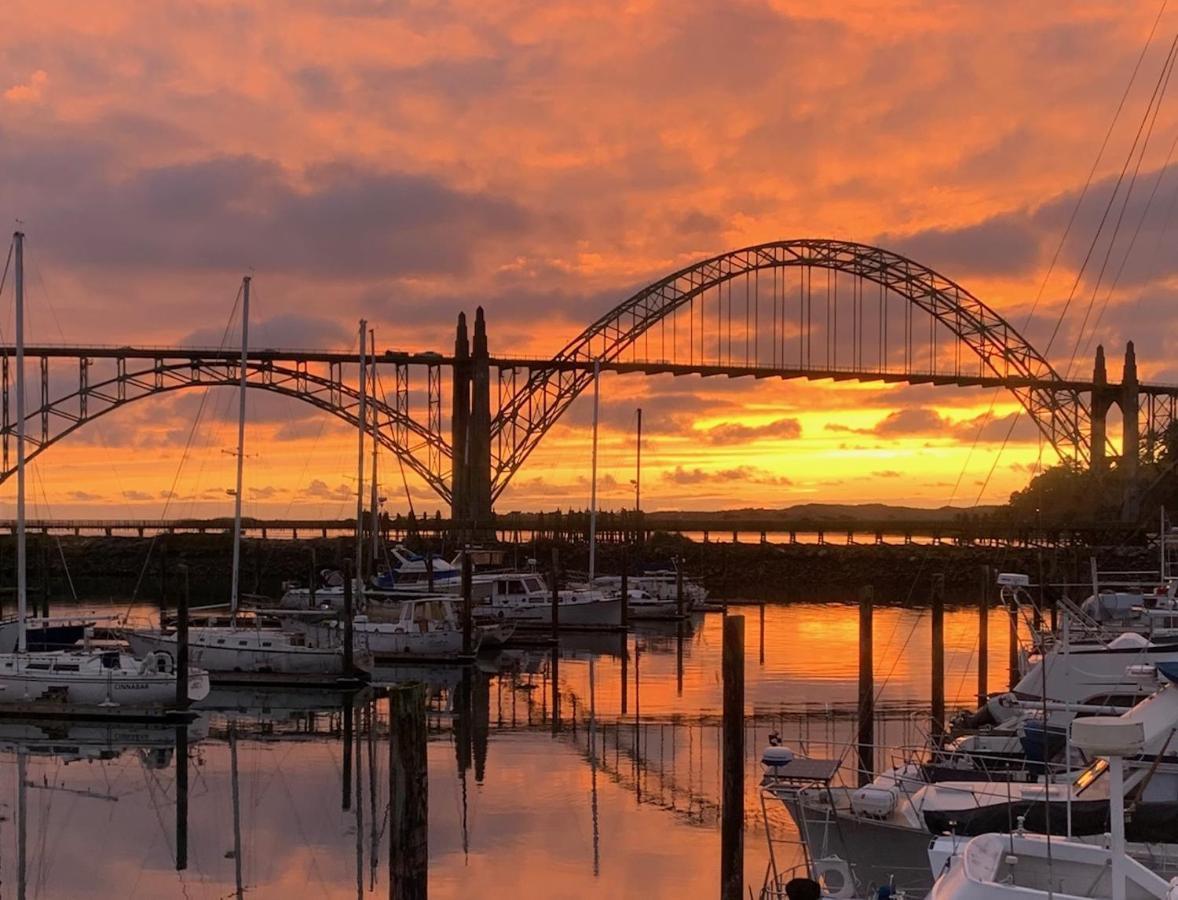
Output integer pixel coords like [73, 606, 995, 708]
[125, 278, 361, 680]
[0, 231, 210, 709]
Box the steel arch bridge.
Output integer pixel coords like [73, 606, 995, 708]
[0, 351, 453, 501]
[489, 239, 1093, 499]
[3, 238, 1170, 513]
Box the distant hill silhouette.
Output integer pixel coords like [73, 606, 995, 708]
[642, 503, 1000, 523]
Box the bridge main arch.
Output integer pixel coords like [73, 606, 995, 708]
[490, 239, 1091, 499]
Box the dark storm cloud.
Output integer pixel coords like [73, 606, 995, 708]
[1, 129, 528, 278]
[879, 214, 1043, 279]
[180, 312, 352, 349]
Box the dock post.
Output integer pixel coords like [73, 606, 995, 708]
[461, 552, 473, 655]
[176, 565, 189, 709]
[551, 645, 562, 734]
[759, 602, 765, 664]
[978, 565, 990, 706]
[620, 545, 629, 627]
[550, 547, 560, 639]
[342, 559, 355, 675]
[40, 534, 49, 617]
[342, 698, 353, 811]
[159, 536, 168, 610]
[389, 683, 428, 900]
[858, 586, 874, 786]
[676, 564, 685, 618]
[175, 724, 188, 871]
[931, 573, 945, 738]
[309, 546, 317, 608]
[721, 615, 745, 900]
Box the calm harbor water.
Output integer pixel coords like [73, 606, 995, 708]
[0, 601, 1026, 898]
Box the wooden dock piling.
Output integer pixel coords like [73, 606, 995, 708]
[858, 586, 874, 786]
[342, 559, 354, 675]
[550, 547, 560, 639]
[342, 699, 353, 811]
[389, 683, 428, 900]
[175, 724, 188, 871]
[462, 552, 473, 655]
[978, 565, 990, 705]
[309, 546, 317, 607]
[620, 545, 629, 627]
[176, 566, 189, 710]
[931, 573, 945, 737]
[721, 615, 745, 900]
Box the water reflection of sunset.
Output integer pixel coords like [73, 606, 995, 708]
[1, 603, 1023, 897]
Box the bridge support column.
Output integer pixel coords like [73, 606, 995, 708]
[468, 307, 493, 535]
[1122, 341, 1141, 521]
[1090, 345, 1110, 473]
[450, 313, 470, 532]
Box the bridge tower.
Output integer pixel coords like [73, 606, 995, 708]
[450, 312, 470, 529]
[467, 308, 494, 534]
[1122, 340, 1140, 480]
[1090, 345, 1111, 472]
[1121, 341, 1141, 522]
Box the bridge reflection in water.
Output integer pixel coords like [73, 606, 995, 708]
[0, 602, 1023, 898]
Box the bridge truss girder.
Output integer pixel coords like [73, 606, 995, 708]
[0, 354, 453, 502]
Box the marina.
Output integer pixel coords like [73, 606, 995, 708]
[8, 0, 1178, 895]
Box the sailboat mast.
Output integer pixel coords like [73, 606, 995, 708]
[14, 231, 26, 653]
[355, 320, 367, 597]
[635, 406, 642, 514]
[588, 359, 601, 582]
[369, 328, 379, 570]
[229, 276, 250, 617]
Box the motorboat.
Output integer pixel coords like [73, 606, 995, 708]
[926, 680, 1178, 899]
[286, 597, 474, 660]
[593, 570, 708, 609]
[767, 664, 1178, 895]
[474, 572, 622, 627]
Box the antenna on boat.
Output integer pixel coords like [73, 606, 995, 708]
[369, 327, 379, 573]
[14, 231, 26, 654]
[355, 320, 367, 607]
[229, 275, 250, 622]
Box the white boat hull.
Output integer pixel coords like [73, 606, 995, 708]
[0, 652, 210, 706]
[127, 631, 351, 675]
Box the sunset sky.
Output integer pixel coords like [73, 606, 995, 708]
[3, 0, 1178, 519]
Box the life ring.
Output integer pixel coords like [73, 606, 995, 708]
[812, 857, 856, 899]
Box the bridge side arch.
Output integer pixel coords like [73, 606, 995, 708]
[491, 239, 1090, 499]
[1, 358, 453, 501]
